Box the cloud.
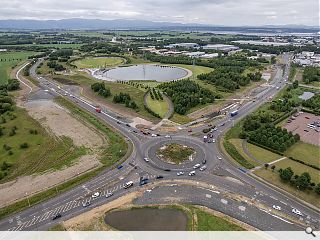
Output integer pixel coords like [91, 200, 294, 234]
[0, 0, 318, 26]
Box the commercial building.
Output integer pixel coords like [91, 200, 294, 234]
[202, 44, 239, 52]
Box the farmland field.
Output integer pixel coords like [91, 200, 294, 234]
[0, 51, 36, 84]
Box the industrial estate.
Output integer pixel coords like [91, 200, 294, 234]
[0, 16, 319, 234]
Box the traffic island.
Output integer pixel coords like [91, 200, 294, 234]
[156, 143, 196, 165]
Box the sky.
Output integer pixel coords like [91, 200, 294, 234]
[0, 0, 318, 26]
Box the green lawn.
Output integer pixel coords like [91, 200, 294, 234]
[254, 159, 320, 208]
[195, 209, 244, 231]
[146, 93, 169, 118]
[247, 142, 282, 163]
[170, 113, 192, 124]
[286, 142, 320, 167]
[0, 107, 86, 182]
[228, 139, 260, 167]
[156, 143, 195, 164]
[0, 51, 36, 84]
[73, 57, 125, 69]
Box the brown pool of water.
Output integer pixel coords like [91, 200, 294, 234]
[104, 208, 188, 231]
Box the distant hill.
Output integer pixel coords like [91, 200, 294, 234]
[0, 18, 318, 33]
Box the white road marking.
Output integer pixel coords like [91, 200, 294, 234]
[221, 199, 228, 205]
[239, 206, 246, 211]
[205, 194, 212, 199]
[280, 201, 287, 205]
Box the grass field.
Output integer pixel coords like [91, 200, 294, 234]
[195, 208, 244, 231]
[170, 113, 192, 124]
[0, 107, 86, 182]
[254, 159, 320, 208]
[0, 51, 36, 84]
[285, 142, 320, 167]
[73, 57, 125, 69]
[146, 93, 169, 118]
[246, 142, 282, 163]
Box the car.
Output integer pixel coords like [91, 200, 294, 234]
[292, 208, 302, 216]
[151, 133, 157, 137]
[217, 156, 222, 160]
[105, 192, 114, 198]
[124, 181, 134, 189]
[177, 172, 184, 176]
[126, 123, 131, 127]
[200, 165, 207, 171]
[156, 175, 164, 179]
[133, 130, 138, 133]
[82, 201, 91, 207]
[44, 89, 49, 92]
[188, 171, 196, 176]
[117, 121, 121, 124]
[220, 123, 225, 126]
[164, 169, 171, 172]
[165, 135, 171, 138]
[188, 129, 192, 132]
[276, 87, 279, 90]
[212, 139, 216, 143]
[193, 164, 201, 169]
[202, 159, 207, 164]
[117, 165, 123, 170]
[208, 124, 212, 127]
[144, 157, 149, 162]
[52, 213, 62, 220]
[139, 178, 149, 186]
[272, 205, 281, 211]
[91, 192, 100, 198]
[207, 139, 212, 143]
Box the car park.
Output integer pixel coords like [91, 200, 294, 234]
[177, 172, 184, 176]
[200, 165, 207, 171]
[105, 192, 114, 198]
[52, 213, 62, 220]
[272, 205, 281, 211]
[188, 171, 196, 176]
[91, 192, 100, 198]
[193, 164, 201, 169]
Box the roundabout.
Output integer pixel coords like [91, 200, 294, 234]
[142, 135, 217, 172]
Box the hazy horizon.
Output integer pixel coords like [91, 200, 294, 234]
[0, 0, 318, 27]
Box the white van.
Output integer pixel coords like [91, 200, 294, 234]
[124, 181, 133, 189]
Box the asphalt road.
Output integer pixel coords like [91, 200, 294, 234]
[0, 54, 319, 232]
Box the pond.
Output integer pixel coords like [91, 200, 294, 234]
[104, 208, 188, 231]
[92, 64, 189, 82]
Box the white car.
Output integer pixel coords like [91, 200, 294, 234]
[212, 139, 216, 143]
[292, 208, 302, 216]
[200, 165, 207, 171]
[44, 89, 49, 92]
[177, 171, 184, 176]
[91, 192, 100, 198]
[188, 171, 196, 176]
[165, 135, 171, 138]
[105, 192, 114, 198]
[193, 164, 201, 169]
[272, 205, 281, 211]
[151, 133, 157, 137]
[144, 157, 149, 162]
[217, 156, 222, 160]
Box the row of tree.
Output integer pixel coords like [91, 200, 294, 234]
[248, 125, 299, 152]
[47, 61, 66, 71]
[113, 92, 138, 110]
[302, 67, 320, 84]
[91, 82, 111, 98]
[198, 67, 261, 92]
[278, 167, 320, 194]
[150, 88, 163, 101]
[159, 79, 219, 115]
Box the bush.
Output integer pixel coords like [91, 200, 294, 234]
[223, 140, 254, 169]
[20, 143, 29, 149]
[3, 144, 11, 151]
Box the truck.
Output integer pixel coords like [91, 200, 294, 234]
[230, 110, 238, 117]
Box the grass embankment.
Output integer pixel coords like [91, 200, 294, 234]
[0, 107, 85, 182]
[146, 93, 169, 118]
[73, 57, 125, 69]
[285, 142, 320, 167]
[254, 159, 320, 208]
[0, 51, 36, 84]
[246, 142, 282, 163]
[0, 97, 129, 220]
[156, 143, 195, 164]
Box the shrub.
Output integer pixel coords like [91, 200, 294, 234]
[20, 142, 29, 149]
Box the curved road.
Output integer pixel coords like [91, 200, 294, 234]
[0, 54, 319, 232]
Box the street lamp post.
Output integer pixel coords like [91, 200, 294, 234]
[25, 192, 30, 207]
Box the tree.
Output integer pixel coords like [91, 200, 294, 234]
[271, 165, 276, 172]
[295, 172, 311, 190]
[315, 183, 320, 195]
[292, 80, 299, 89]
[264, 163, 269, 169]
[279, 167, 294, 182]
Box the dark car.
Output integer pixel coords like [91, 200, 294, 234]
[117, 121, 121, 124]
[202, 159, 207, 164]
[156, 175, 164, 179]
[164, 169, 171, 172]
[126, 123, 131, 127]
[52, 213, 62, 220]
